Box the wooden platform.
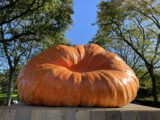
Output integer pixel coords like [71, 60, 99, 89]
[0, 103, 160, 120]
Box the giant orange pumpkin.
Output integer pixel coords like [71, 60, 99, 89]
[17, 44, 139, 107]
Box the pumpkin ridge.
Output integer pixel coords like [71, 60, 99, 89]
[99, 71, 118, 107]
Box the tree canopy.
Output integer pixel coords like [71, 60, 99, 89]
[0, 0, 73, 106]
[90, 0, 160, 105]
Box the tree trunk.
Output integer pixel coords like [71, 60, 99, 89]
[6, 69, 15, 106]
[148, 69, 158, 106]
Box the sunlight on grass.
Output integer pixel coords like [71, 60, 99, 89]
[0, 90, 18, 99]
[136, 97, 154, 101]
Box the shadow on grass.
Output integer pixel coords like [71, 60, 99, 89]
[132, 100, 160, 108]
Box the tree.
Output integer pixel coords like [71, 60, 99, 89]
[0, 72, 8, 93]
[91, 0, 160, 105]
[0, 0, 73, 106]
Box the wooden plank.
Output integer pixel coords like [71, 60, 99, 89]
[137, 111, 152, 120]
[31, 109, 47, 120]
[151, 111, 160, 120]
[0, 109, 2, 120]
[90, 111, 105, 120]
[105, 111, 121, 120]
[76, 111, 90, 120]
[6, 103, 160, 111]
[121, 111, 137, 120]
[46, 110, 61, 120]
[1, 109, 16, 120]
[0, 103, 160, 120]
[16, 108, 31, 120]
[62, 110, 76, 120]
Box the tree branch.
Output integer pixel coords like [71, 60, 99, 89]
[0, 26, 12, 69]
[0, 0, 19, 11]
[151, 34, 160, 64]
[114, 21, 151, 67]
[14, 41, 34, 66]
[139, 71, 149, 80]
[0, 32, 36, 42]
[0, 0, 46, 26]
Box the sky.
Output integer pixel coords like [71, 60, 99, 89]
[65, 0, 102, 45]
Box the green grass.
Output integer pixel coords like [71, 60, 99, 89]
[136, 96, 160, 102]
[136, 97, 154, 101]
[0, 90, 18, 105]
[0, 92, 6, 98]
[0, 90, 18, 99]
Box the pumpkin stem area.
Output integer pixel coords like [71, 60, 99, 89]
[65, 54, 106, 73]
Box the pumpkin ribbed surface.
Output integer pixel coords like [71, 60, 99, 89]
[17, 44, 139, 107]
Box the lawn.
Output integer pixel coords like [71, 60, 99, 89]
[0, 90, 18, 105]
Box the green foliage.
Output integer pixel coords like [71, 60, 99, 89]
[0, 72, 8, 92]
[0, 0, 74, 69]
[0, 65, 22, 93]
[92, 0, 160, 62]
[0, 0, 73, 105]
[0, 90, 18, 105]
[0, 0, 73, 47]
[91, 0, 160, 103]
[136, 71, 160, 101]
[0, 0, 74, 67]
